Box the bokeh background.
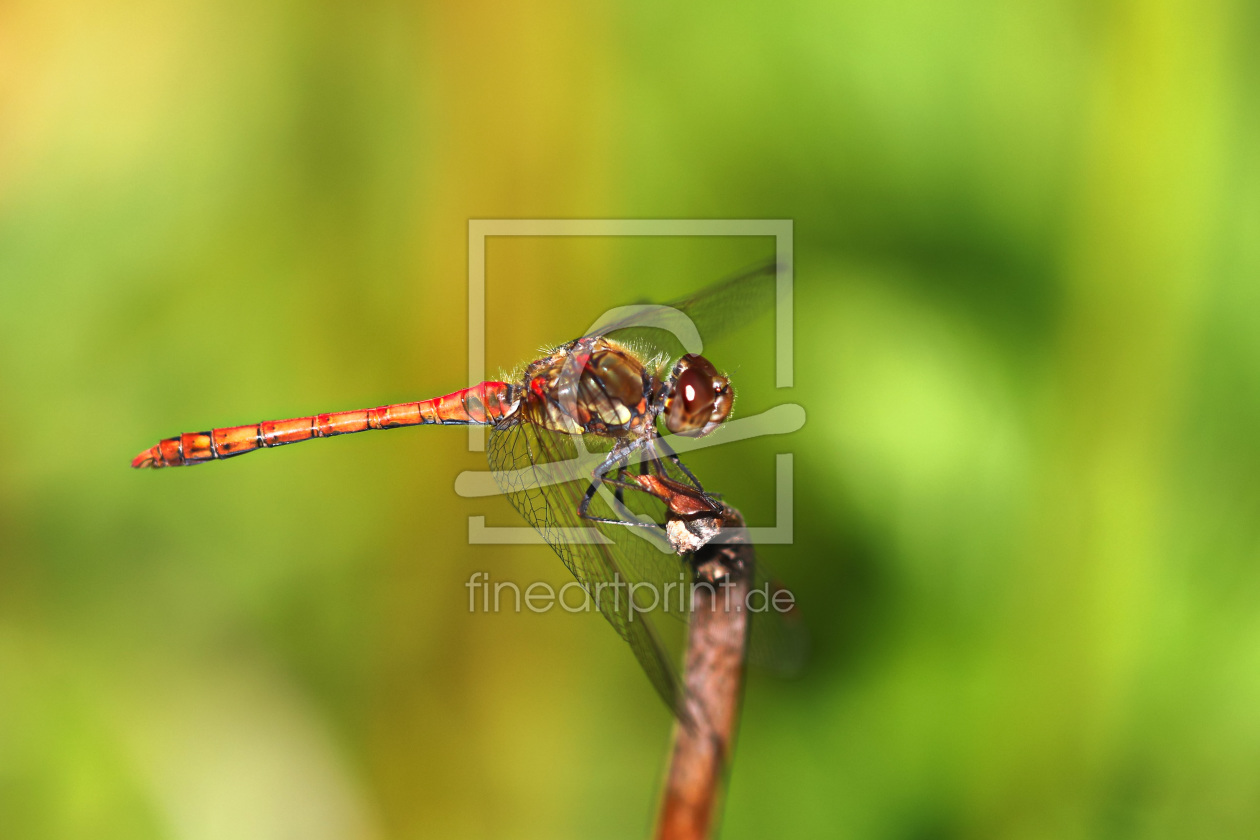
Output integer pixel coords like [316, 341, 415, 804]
[2, 2, 1258, 838]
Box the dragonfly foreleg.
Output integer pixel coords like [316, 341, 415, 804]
[614, 451, 653, 502]
[651, 435, 708, 495]
[577, 476, 665, 530]
[578, 448, 668, 531]
[613, 464, 630, 508]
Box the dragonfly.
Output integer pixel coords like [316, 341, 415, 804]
[132, 260, 797, 719]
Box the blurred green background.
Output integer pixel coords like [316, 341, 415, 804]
[2, 1, 1258, 838]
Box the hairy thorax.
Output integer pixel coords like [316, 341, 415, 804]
[521, 338, 653, 437]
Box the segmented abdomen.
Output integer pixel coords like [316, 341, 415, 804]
[132, 381, 519, 468]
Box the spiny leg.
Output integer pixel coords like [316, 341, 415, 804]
[578, 449, 666, 531]
[614, 440, 657, 502]
[652, 435, 710, 496]
[614, 462, 629, 507]
[578, 478, 665, 529]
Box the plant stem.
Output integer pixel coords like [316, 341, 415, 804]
[656, 507, 752, 840]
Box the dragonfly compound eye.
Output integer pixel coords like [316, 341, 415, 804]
[664, 354, 732, 437]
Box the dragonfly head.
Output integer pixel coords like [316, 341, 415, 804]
[660, 354, 732, 437]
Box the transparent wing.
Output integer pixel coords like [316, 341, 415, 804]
[487, 419, 693, 718]
[587, 259, 781, 364]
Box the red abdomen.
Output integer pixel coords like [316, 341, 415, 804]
[132, 381, 519, 469]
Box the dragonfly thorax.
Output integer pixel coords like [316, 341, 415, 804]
[519, 338, 653, 437]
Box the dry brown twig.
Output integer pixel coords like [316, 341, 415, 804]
[655, 506, 754, 840]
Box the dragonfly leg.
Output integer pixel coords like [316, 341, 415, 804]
[613, 443, 656, 501]
[577, 476, 665, 529]
[608, 453, 667, 521]
[652, 436, 712, 497]
[613, 463, 630, 507]
[578, 449, 668, 530]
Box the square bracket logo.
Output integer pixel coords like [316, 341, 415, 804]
[455, 219, 798, 545]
